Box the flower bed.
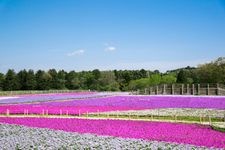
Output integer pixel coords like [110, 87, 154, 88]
[38, 95, 225, 109]
[0, 92, 104, 104]
[0, 105, 141, 115]
[95, 108, 225, 117]
[0, 117, 224, 148]
[0, 123, 206, 150]
[1, 95, 225, 116]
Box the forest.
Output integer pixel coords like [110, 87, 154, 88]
[0, 57, 224, 91]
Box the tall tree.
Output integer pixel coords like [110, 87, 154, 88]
[56, 70, 66, 89]
[176, 70, 186, 83]
[197, 57, 225, 83]
[65, 71, 80, 89]
[26, 69, 36, 90]
[90, 69, 101, 90]
[35, 70, 52, 90]
[99, 71, 119, 91]
[83, 72, 95, 90]
[48, 69, 58, 89]
[3, 69, 19, 91]
[0, 73, 4, 91]
[17, 69, 28, 90]
[92, 69, 101, 80]
[140, 69, 147, 78]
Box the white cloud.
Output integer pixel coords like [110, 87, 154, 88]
[67, 49, 85, 56]
[104, 42, 116, 52]
[105, 46, 116, 52]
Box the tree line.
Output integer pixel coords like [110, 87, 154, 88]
[0, 69, 151, 91]
[129, 57, 225, 90]
[0, 57, 224, 91]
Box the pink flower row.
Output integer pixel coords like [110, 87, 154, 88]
[0, 117, 224, 148]
[0, 105, 141, 115]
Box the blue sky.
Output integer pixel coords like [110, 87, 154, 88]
[0, 0, 225, 73]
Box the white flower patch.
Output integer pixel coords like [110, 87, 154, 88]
[95, 108, 225, 118]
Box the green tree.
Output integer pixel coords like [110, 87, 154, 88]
[98, 71, 119, 91]
[0, 73, 4, 91]
[114, 70, 132, 91]
[56, 70, 66, 89]
[17, 69, 36, 90]
[65, 71, 80, 89]
[176, 69, 195, 84]
[128, 74, 176, 90]
[92, 69, 101, 80]
[17, 69, 28, 90]
[196, 57, 225, 83]
[48, 69, 58, 89]
[3, 69, 19, 91]
[140, 69, 147, 78]
[35, 70, 52, 90]
[177, 70, 186, 83]
[26, 69, 36, 90]
[161, 74, 176, 84]
[83, 72, 95, 90]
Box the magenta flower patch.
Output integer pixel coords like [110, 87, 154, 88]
[0, 117, 224, 148]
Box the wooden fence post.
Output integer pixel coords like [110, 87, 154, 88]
[192, 84, 195, 95]
[198, 84, 200, 95]
[216, 84, 220, 95]
[181, 84, 184, 95]
[149, 87, 152, 95]
[156, 86, 158, 95]
[207, 84, 210, 95]
[137, 89, 140, 95]
[171, 84, 174, 95]
[163, 84, 166, 95]
[78, 110, 81, 117]
[187, 84, 189, 94]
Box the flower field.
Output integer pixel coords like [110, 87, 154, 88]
[0, 95, 225, 116]
[0, 93, 225, 149]
[96, 108, 225, 118]
[0, 123, 207, 150]
[0, 117, 225, 148]
[0, 92, 111, 104]
[38, 95, 225, 109]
